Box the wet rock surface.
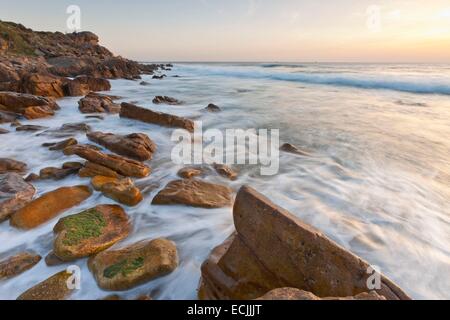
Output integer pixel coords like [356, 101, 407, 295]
[78, 92, 121, 114]
[152, 95, 182, 105]
[0, 158, 27, 174]
[0, 173, 36, 221]
[0, 252, 41, 280]
[16, 270, 73, 300]
[91, 176, 143, 207]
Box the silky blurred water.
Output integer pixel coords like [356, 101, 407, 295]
[0, 63, 449, 299]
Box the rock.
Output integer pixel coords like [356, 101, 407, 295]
[120, 102, 195, 132]
[280, 143, 310, 156]
[204, 103, 221, 112]
[78, 92, 120, 114]
[152, 96, 182, 105]
[91, 176, 143, 207]
[0, 110, 20, 123]
[59, 122, 91, 134]
[78, 161, 121, 178]
[152, 179, 233, 208]
[87, 131, 156, 161]
[198, 186, 411, 300]
[53, 205, 131, 261]
[20, 73, 65, 98]
[177, 167, 203, 179]
[0, 92, 59, 120]
[42, 138, 78, 151]
[38, 166, 78, 180]
[62, 161, 83, 171]
[256, 288, 386, 300]
[44, 252, 66, 266]
[152, 75, 166, 80]
[24, 173, 40, 182]
[16, 271, 73, 300]
[66, 76, 111, 96]
[0, 128, 10, 134]
[88, 238, 178, 291]
[16, 124, 48, 132]
[0, 158, 27, 174]
[0, 173, 36, 222]
[0, 252, 41, 280]
[213, 163, 238, 180]
[10, 185, 92, 229]
[139, 81, 150, 86]
[64, 144, 151, 178]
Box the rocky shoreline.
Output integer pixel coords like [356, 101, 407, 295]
[0, 21, 410, 300]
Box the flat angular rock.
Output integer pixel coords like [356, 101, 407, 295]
[0, 252, 41, 280]
[0, 173, 36, 222]
[20, 73, 65, 98]
[152, 179, 233, 208]
[91, 176, 143, 207]
[42, 138, 78, 151]
[87, 131, 156, 161]
[53, 205, 131, 261]
[10, 185, 92, 229]
[78, 161, 122, 178]
[0, 92, 60, 120]
[120, 102, 194, 132]
[38, 166, 78, 180]
[64, 144, 151, 178]
[198, 186, 411, 300]
[16, 271, 73, 300]
[16, 125, 48, 132]
[88, 238, 178, 291]
[0, 158, 27, 174]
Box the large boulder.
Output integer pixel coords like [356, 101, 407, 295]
[91, 176, 143, 207]
[65, 76, 111, 96]
[16, 271, 74, 300]
[88, 238, 178, 291]
[10, 185, 92, 229]
[152, 179, 233, 208]
[0, 252, 41, 280]
[0, 173, 36, 222]
[53, 205, 131, 261]
[87, 131, 156, 161]
[120, 102, 195, 132]
[198, 186, 411, 300]
[0, 91, 59, 120]
[0, 158, 27, 174]
[78, 92, 120, 113]
[64, 144, 151, 178]
[19, 73, 65, 98]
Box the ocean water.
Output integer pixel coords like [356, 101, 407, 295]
[0, 63, 449, 300]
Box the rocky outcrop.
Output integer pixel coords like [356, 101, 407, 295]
[0, 91, 59, 120]
[88, 238, 178, 291]
[0, 252, 41, 280]
[16, 271, 73, 300]
[120, 102, 195, 132]
[91, 176, 143, 207]
[152, 179, 233, 208]
[10, 185, 92, 229]
[78, 161, 122, 178]
[64, 144, 151, 178]
[256, 288, 385, 300]
[0, 158, 27, 174]
[213, 163, 238, 180]
[53, 205, 131, 261]
[87, 131, 156, 161]
[0, 173, 35, 222]
[198, 186, 411, 300]
[152, 96, 182, 105]
[204, 103, 221, 112]
[78, 92, 121, 114]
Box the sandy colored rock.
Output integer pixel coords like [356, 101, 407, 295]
[39, 166, 79, 180]
[152, 179, 233, 208]
[177, 167, 203, 179]
[64, 144, 151, 178]
[120, 102, 195, 132]
[78, 161, 121, 178]
[256, 288, 386, 300]
[88, 238, 178, 291]
[0, 173, 36, 222]
[43, 138, 77, 151]
[78, 92, 120, 114]
[213, 163, 238, 180]
[24, 173, 40, 182]
[91, 176, 143, 207]
[62, 161, 83, 171]
[87, 131, 156, 161]
[152, 95, 182, 105]
[0, 252, 41, 280]
[10, 185, 92, 229]
[198, 186, 411, 300]
[20, 73, 65, 98]
[66, 76, 111, 97]
[16, 271, 73, 300]
[0, 158, 27, 174]
[53, 205, 131, 261]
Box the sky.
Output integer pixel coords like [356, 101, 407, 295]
[1, 0, 450, 62]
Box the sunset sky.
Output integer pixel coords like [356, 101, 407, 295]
[1, 0, 450, 62]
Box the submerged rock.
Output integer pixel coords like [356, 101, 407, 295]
[177, 166, 204, 179]
[204, 103, 221, 112]
[152, 179, 233, 208]
[213, 163, 238, 181]
[0, 128, 10, 134]
[87, 131, 156, 161]
[0, 158, 27, 174]
[17, 271, 73, 300]
[0, 252, 41, 280]
[256, 288, 386, 300]
[280, 143, 310, 156]
[152, 95, 182, 105]
[88, 238, 178, 291]
[10, 185, 92, 229]
[78, 92, 121, 114]
[64, 144, 151, 178]
[198, 186, 410, 300]
[91, 176, 143, 207]
[0, 173, 36, 222]
[15, 124, 48, 132]
[120, 102, 195, 132]
[53, 205, 131, 261]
